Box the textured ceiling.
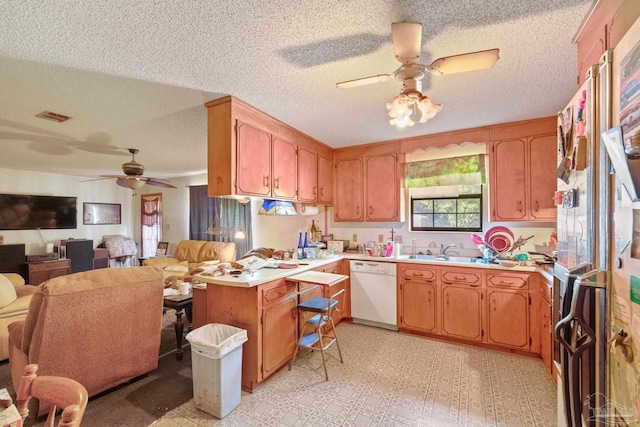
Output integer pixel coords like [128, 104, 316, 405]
[0, 0, 592, 180]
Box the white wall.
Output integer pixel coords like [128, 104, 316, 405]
[0, 168, 133, 254]
[132, 173, 208, 256]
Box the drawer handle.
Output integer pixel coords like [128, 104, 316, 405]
[534, 200, 539, 212]
[274, 177, 280, 189]
[369, 205, 373, 215]
[313, 186, 317, 195]
[499, 280, 514, 285]
[492, 299, 497, 311]
[428, 290, 432, 303]
[517, 200, 523, 212]
[446, 293, 449, 305]
[412, 272, 424, 277]
[470, 284, 479, 288]
[454, 276, 466, 280]
[320, 187, 324, 196]
[263, 175, 269, 187]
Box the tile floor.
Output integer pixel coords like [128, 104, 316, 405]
[150, 323, 556, 427]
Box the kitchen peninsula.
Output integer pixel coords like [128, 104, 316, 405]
[195, 255, 552, 392]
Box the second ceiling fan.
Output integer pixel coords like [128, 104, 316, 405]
[337, 21, 500, 127]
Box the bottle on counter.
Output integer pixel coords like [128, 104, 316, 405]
[302, 232, 309, 259]
[297, 232, 304, 259]
[310, 220, 318, 239]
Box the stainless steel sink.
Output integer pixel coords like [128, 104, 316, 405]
[405, 255, 479, 263]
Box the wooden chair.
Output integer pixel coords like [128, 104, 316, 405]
[17, 364, 88, 427]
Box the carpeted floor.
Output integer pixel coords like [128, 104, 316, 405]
[0, 309, 194, 427]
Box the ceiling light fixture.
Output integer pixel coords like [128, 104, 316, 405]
[235, 198, 251, 240]
[258, 199, 297, 215]
[120, 178, 146, 190]
[386, 78, 442, 128]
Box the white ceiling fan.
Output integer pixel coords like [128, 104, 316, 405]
[91, 148, 177, 190]
[337, 21, 500, 127]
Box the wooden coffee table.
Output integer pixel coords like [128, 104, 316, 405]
[163, 293, 193, 360]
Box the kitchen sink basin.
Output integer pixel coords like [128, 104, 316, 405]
[405, 255, 479, 263]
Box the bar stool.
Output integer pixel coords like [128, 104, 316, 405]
[289, 288, 345, 381]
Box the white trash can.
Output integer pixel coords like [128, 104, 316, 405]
[185, 323, 248, 418]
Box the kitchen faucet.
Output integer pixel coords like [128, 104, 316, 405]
[440, 244, 456, 256]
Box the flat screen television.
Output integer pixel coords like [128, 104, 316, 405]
[0, 193, 77, 230]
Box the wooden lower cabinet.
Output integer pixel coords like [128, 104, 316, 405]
[203, 261, 350, 392]
[441, 284, 484, 342]
[399, 279, 437, 333]
[486, 289, 529, 349]
[398, 264, 438, 334]
[397, 264, 539, 355]
[262, 295, 297, 378]
[539, 273, 554, 379]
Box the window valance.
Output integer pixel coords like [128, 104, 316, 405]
[404, 154, 486, 188]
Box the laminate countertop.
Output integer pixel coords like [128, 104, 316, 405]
[195, 253, 552, 288]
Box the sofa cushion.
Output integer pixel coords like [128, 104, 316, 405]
[0, 275, 17, 309]
[199, 241, 235, 263]
[163, 261, 189, 273]
[174, 241, 206, 263]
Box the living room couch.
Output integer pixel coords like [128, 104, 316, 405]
[142, 240, 236, 280]
[7, 266, 164, 417]
[0, 273, 36, 361]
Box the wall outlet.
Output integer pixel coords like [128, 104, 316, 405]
[353, 234, 358, 243]
[378, 234, 384, 243]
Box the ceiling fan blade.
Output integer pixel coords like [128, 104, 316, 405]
[392, 21, 422, 63]
[336, 74, 390, 88]
[428, 48, 500, 75]
[80, 177, 111, 182]
[145, 178, 177, 188]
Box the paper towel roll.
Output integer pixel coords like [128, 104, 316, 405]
[299, 205, 319, 216]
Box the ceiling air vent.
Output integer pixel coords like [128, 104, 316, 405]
[35, 111, 72, 123]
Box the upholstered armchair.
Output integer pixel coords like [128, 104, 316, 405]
[8, 267, 164, 417]
[0, 273, 36, 361]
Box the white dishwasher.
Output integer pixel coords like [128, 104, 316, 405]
[349, 260, 398, 331]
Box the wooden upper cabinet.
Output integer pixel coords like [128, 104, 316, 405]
[528, 134, 557, 220]
[206, 97, 333, 202]
[297, 147, 317, 202]
[271, 136, 297, 199]
[365, 153, 399, 221]
[575, 0, 640, 85]
[317, 155, 333, 204]
[236, 121, 271, 197]
[335, 158, 364, 221]
[491, 137, 527, 221]
[489, 117, 557, 222]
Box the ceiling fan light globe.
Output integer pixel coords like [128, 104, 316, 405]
[125, 178, 146, 189]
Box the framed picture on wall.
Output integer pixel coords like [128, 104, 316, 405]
[155, 242, 169, 256]
[83, 203, 121, 225]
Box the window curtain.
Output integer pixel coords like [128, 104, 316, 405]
[404, 154, 486, 188]
[189, 186, 253, 257]
[141, 194, 162, 257]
